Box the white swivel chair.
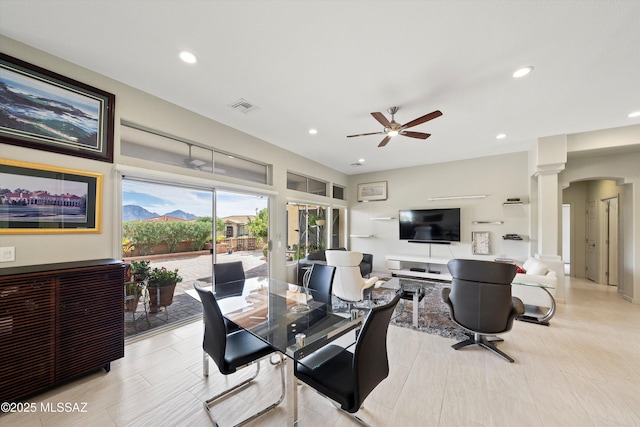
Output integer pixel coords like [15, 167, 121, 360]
[326, 250, 379, 302]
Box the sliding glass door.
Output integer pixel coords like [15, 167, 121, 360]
[122, 178, 214, 338]
[214, 190, 269, 278]
[122, 179, 271, 338]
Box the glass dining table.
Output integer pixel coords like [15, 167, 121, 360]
[187, 276, 368, 426]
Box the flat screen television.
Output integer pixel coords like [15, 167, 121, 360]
[399, 208, 461, 243]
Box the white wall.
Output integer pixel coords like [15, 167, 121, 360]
[346, 152, 530, 272]
[562, 181, 588, 278]
[0, 35, 348, 278]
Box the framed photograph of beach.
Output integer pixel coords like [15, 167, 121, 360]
[0, 159, 102, 234]
[0, 53, 115, 162]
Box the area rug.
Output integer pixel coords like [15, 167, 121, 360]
[368, 278, 468, 341]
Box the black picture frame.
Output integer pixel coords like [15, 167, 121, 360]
[0, 159, 102, 234]
[0, 53, 115, 163]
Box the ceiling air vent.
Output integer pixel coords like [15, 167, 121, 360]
[228, 98, 258, 113]
[350, 162, 362, 167]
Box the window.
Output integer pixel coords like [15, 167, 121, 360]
[333, 184, 345, 200]
[213, 150, 270, 185]
[121, 123, 270, 185]
[287, 171, 327, 196]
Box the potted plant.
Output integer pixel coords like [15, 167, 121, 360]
[130, 260, 150, 281]
[124, 260, 150, 312]
[147, 267, 182, 312]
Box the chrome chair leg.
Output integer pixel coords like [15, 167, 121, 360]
[327, 399, 372, 427]
[203, 353, 285, 427]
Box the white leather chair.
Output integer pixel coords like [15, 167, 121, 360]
[326, 251, 379, 302]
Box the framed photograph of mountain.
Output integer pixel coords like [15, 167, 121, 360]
[0, 158, 102, 234]
[0, 53, 115, 162]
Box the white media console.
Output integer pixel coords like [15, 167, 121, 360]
[385, 254, 453, 281]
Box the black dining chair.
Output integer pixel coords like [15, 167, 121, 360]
[306, 264, 336, 306]
[295, 294, 401, 425]
[214, 261, 245, 286]
[442, 259, 524, 362]
[213, 261, 246, 332]
[194, 283, 285, 426]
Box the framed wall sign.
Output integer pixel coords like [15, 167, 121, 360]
[357, 181, 388, 202]
[472, 231, 490, 255]
[0, 158, 102, 234]
[0, 53, 115, 162]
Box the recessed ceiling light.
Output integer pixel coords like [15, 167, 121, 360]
[179, 51, 197, 64]
[358, 158, 365, 163]
[628, 111, 640, 118]
[496, 133, 507, 139]
[308, 129, 318, 134]
[513, 66, 533, 78]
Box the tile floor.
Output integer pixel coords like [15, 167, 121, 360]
[2, 275, 639, 426]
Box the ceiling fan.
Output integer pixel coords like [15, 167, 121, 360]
[184, 144, 213, 172]
[347, 106, 443, 147]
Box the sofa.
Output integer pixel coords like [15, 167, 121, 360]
[297, 248, 373, 285]
[511, 257, 558, 324]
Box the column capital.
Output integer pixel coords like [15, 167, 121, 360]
[534, 162, 565, 176]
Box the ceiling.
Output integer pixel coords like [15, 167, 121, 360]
[1, 1, 639, 175]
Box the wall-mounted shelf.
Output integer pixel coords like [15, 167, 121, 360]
[503, 234, 526, 240]
[503, 197, 527, 206]
[472, 221, 504, 225]
[350, 234, 373, 238]
[427, 194, 487, 201]
[370, 217, 395, 220]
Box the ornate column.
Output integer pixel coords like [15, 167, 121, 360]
[531, 135, 567, 302]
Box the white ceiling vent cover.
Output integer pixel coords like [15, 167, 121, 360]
[228, 98, 258, 113]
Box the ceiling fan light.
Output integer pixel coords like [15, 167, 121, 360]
[388, 130, 399, 137]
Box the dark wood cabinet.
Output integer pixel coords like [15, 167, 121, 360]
[0, 259, 124, 402]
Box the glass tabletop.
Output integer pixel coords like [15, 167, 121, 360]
[193, 277, 366, 362]
[511, 281, 555, 289]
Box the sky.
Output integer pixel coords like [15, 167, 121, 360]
[122, 180, 267, 218]
[1, 172, 88, 196]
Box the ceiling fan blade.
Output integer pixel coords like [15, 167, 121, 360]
[378, 135, 392, 147]
[401, 110, 443, 129]
[347, 131, 385, 138]
[371, 112, 391, 127]
[400, 131, 431, 139]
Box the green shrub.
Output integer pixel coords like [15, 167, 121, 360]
[122, 220, 214, 255]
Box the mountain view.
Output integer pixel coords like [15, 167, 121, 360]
[122, 205, 199, 222]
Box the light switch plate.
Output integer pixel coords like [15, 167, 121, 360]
[1, 247, 16, 262]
